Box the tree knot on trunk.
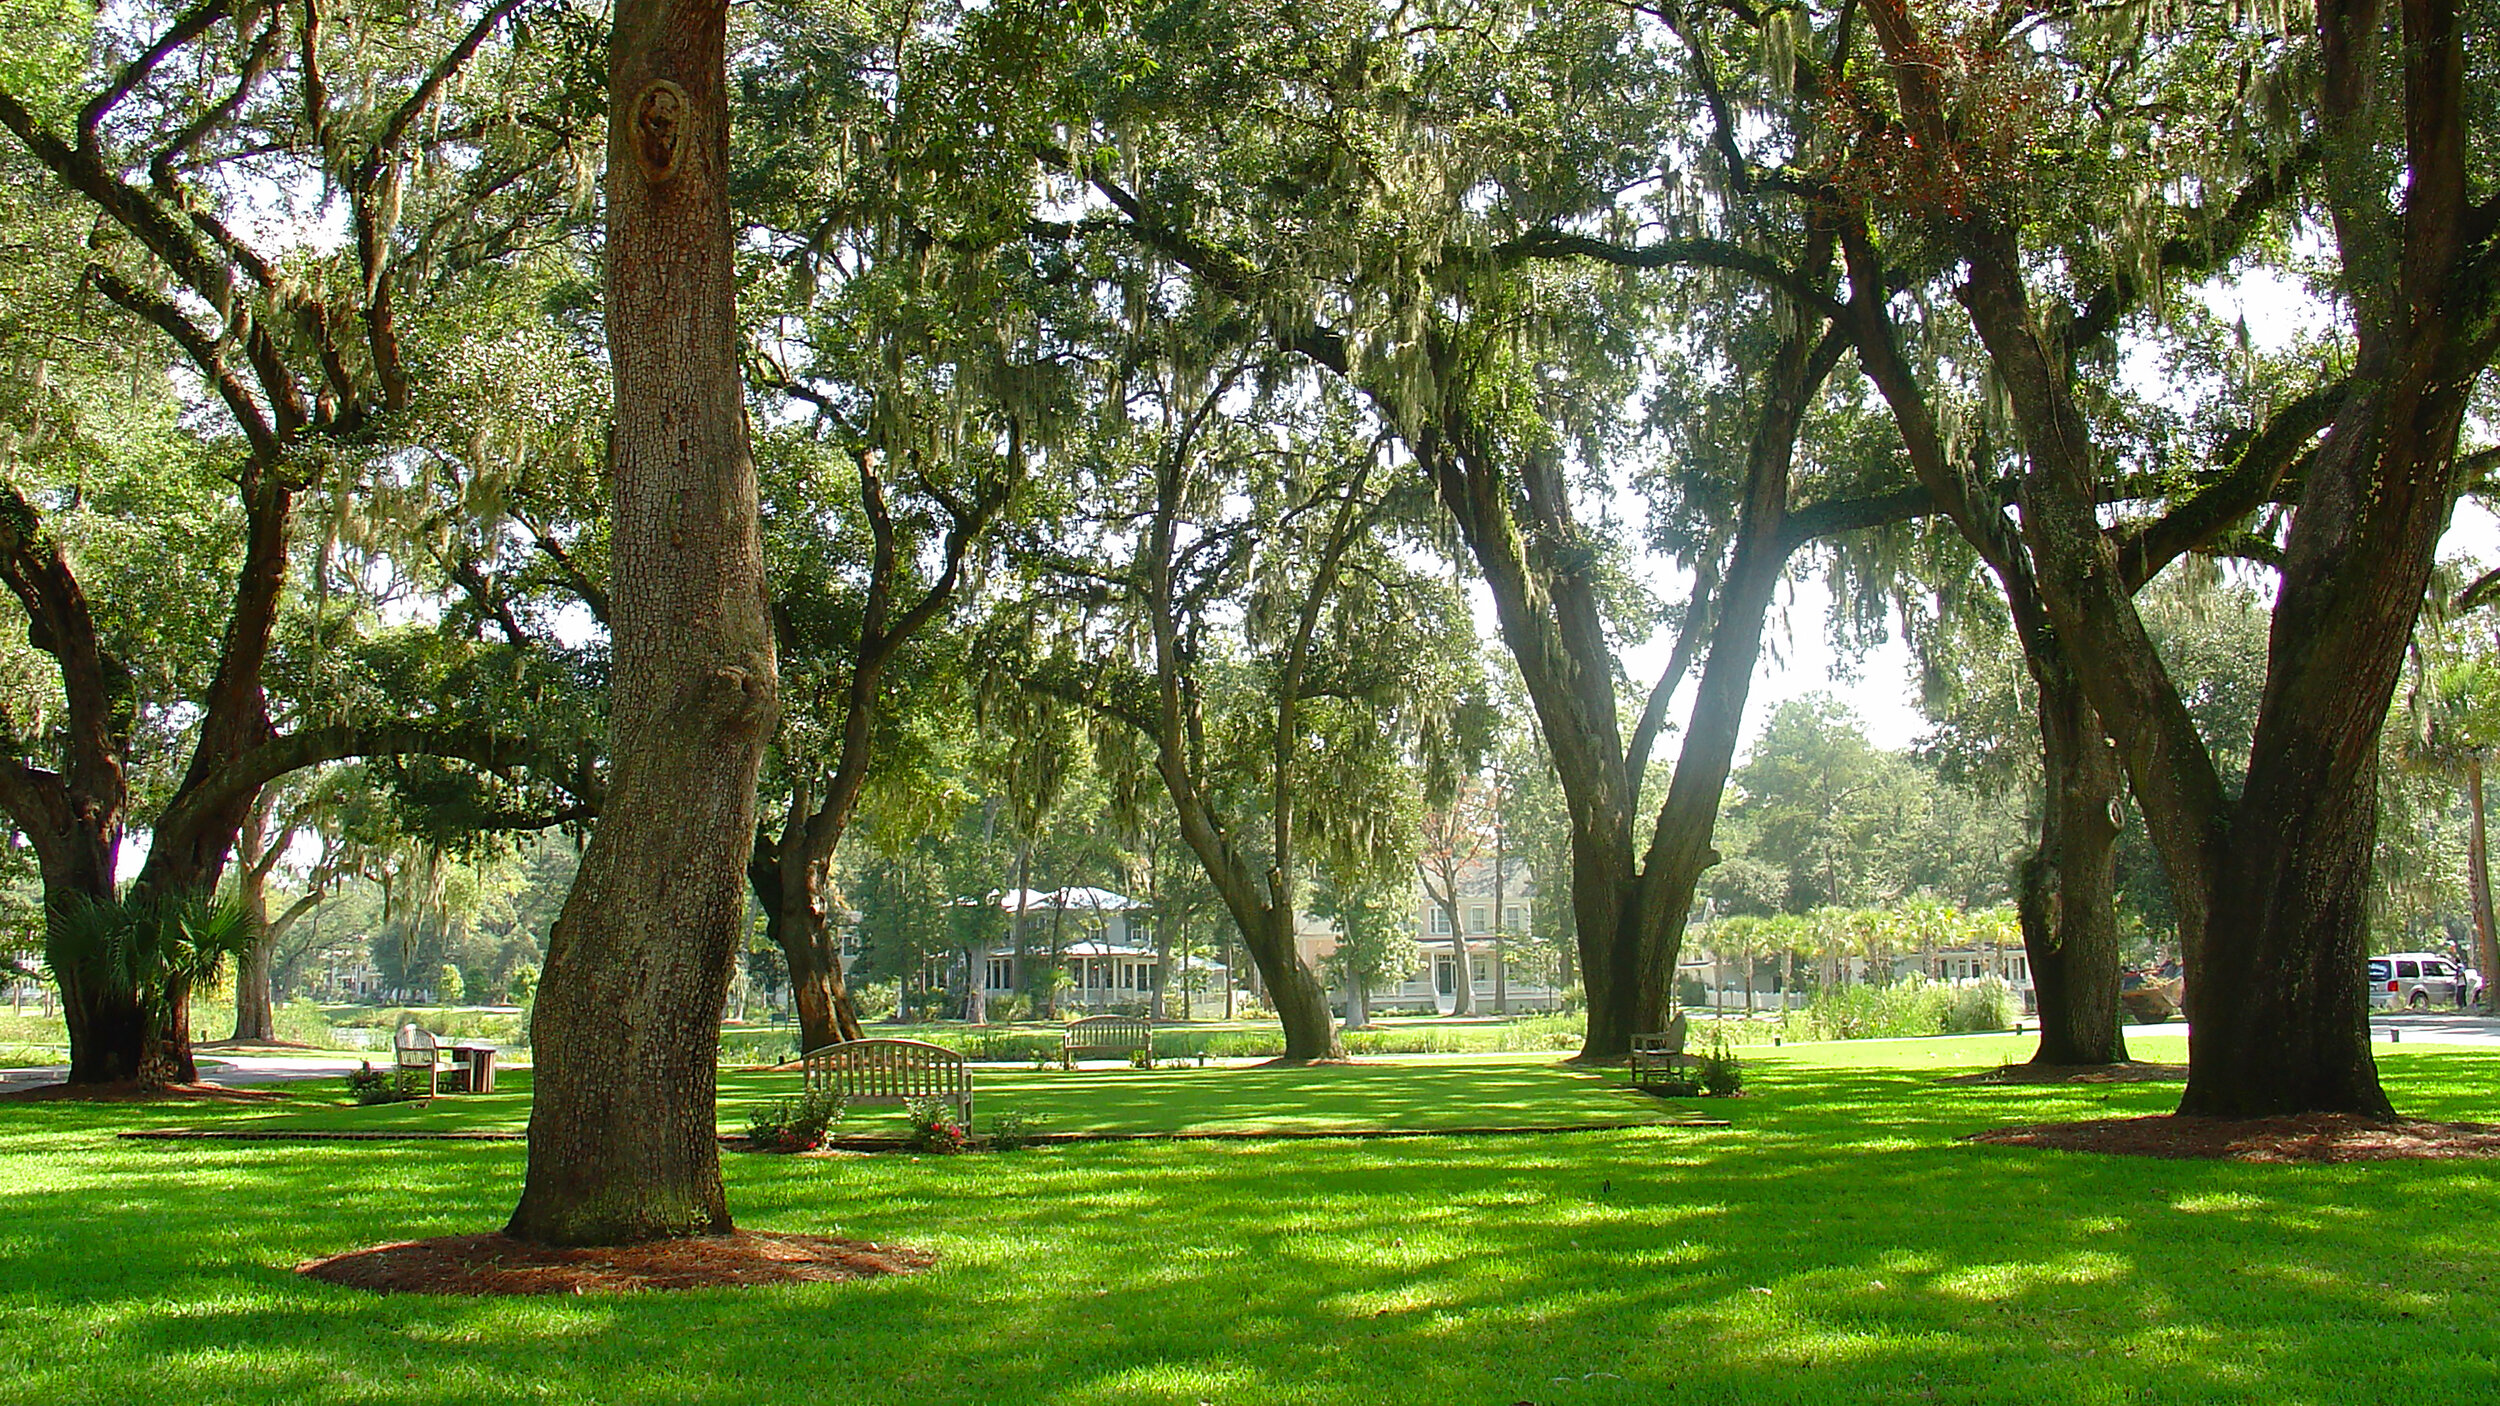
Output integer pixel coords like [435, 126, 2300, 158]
[680, 660, 777, 735]
[630, 80, 690, 185]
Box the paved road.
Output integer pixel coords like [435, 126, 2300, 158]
[2111, 1012, 2500, 1047]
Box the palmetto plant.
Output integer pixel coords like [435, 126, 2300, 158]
[44, 894, 255, 1024]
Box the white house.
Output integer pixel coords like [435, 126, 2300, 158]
[1295, 858, 1564, 1015]
[965, 886, 1193, 1012]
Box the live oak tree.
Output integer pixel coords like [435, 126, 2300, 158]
[1047, 0, 1976, 1059]
[1843, 0, 2500, 1114]
[0, 0, 600, 1084]
[1009, 330, 1482, 1063]
[502, 0, 779, 1244]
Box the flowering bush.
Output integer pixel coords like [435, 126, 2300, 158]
[905, 1097, 970, 1154]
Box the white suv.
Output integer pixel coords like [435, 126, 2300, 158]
[2367, 953, 2470, 1010]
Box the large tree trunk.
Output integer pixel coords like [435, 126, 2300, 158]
[46, 831, 144, 1083]
[748, 839, 864, 1053]
[1194, 879, 1340, 1060]
[772, 888, 864, 1052]
[2017, 655, 2128, 1066]
[1418, 284, 1836, 1062]
[232, 940, 275, 1044]
[55, 929, 149, 1085]
[230, 803, 276, 1042]
[1855, 0, 2497, 1118]
[1342, 970, 1370, 1030]
[508, 0, 776, 1246]
[2469, 758, 2497, 1012]
[1247, 905, 1342, 1061]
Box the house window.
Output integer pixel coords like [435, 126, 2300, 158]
[1472, 958, 1488, 983]
[1468, 906, 1488, 932]
[1504, 906, 1524, 931]
[1429, 908, 1451, 935]
[986, 958, 1013, 990]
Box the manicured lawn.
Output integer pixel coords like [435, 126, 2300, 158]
[212, 1053, 1677, 1138]
[4, 1040, 2496, 1405]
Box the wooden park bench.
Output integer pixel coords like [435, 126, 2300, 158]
[393, 1023, 441, 1100]
[1627, 1015, 1699, 1088]
[1061, 1014, 1154, 1068]
[803, 1038, 973, 1121]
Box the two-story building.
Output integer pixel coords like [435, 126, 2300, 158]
[1294, 858, 1564, 1016]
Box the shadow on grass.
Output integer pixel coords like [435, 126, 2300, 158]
[4, 1049, 2498, 1404]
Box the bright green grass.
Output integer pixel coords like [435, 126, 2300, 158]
[4, 1041, 2497, 1405]
[214, 1054, 1674, 1138]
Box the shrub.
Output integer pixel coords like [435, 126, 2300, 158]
[746, 1091, 843, 1152]
[852, 980, 901, 1023]
[984, 1111, 1046, 1151]
[1127, 1046, 1155, 1068]
[1940, 976, 2017, 1033]
[345, 1061, 412, 1106]
[1787, 974, 2019, 1041]
[904, 1097, 970, 1154]
[270, 998, 334, 1048]
[1699, 1039, 1744, 1096]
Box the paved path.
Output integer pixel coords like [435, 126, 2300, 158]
[7, 1014, 2495, 1093]
[0, 1053, 368, 1091]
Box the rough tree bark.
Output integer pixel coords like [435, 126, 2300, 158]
[506, 0, 777, 1245]
[1418, 284, 1846, 1060]
[1836, 215, 2275, 1071]
[1080, 166, 1864, 1064]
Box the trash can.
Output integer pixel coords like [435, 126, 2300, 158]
[450, 1044, 498, 1093]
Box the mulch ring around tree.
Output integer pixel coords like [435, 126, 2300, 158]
[1939, 1062, 2188, 1086]
[298, 1231, 937, 1295]
[0, 1080, 285, 1104]
[1966, 1113, 2500, 1163]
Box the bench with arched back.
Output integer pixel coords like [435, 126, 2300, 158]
[802, 1038, 972, 1121]
[1060, 1014, 1153, 1068]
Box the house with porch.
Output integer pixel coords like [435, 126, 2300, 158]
[1293, 858, 1564, 1015]
[965, 886, 1221, 1013]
